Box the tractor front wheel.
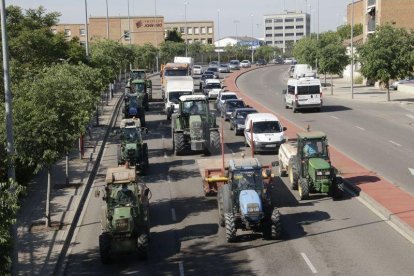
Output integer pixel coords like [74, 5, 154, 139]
[173, 133, 185, 156]
[99, 233, 111, 264]
[288, 161, 298, 190]
[137, 233, 149, 259]
[330, 177, 343, 200]
[298, 178, 310, 200]
[270, 208, 282, 239]
[210, 131, 220, 155]
[225, 213, 237, 242]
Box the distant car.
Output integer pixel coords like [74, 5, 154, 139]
[229, 108, 258, 135]
[390, 77, 414, 90]
[216, 91, 238, 111]
[203, 79, 222, 99]
[209, 61, 219, 67]
[218, 63, 231, 73]
[206, 67, 220, 78]
[229, 60, 240, 70]
[256, 59, 267, 66]
[220, 99, 246, 121]
[270, 58, 284, 64]
[240, 60, 251, 68]
[192, 65, 202, 75]
[199, 73, 215, 91]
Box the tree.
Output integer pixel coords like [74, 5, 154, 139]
[201, 43, 215, 62]
[255, 45, 280, 61]
[188, 41, 203, 59]
[159, 41, 185, 64]
[358, 24, 414, 101]
[292, 37, 318, 66]
[284, 41, 295, 57]
[337, 23, 363, 40]
[165, 28, 184, 42]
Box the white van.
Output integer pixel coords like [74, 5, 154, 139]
[244, 113, 287, 153]
[203, 79, 222, 99]
[164, 76, 194, 120]
[284, 77, 322, 112]
[293, 64, 315, 79]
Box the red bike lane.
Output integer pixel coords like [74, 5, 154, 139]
[223, 67, 414, 238]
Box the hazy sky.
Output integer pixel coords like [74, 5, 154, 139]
[8, 0, 351, 39]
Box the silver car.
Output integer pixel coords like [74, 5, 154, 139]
[229, 60, 240, 70]
[218, 63, 230, 73]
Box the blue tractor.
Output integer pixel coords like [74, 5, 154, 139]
[217, 158, 282, 242]
[124, 92, 146, 127]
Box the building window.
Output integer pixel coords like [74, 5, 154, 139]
[286, 33, 294, 36]
[266, 27, 272, 30]
[296, 18, 304, 22]
[285, 26, 294, 29]
[201, 27, 206, 34]
[188, 39, 193, 44]
[79, 29, 85, 36]
[124, 30, 130, 40]
[266, 41, 272, 45]
[201, 38, 206, 44]
[64, 29, 71, 37]
[194, 39, 199, 43]
[275, 41, 283, 44]
[79, 41, 86, 47]
[187, 27, 193, 34]
[296, 25, 304, 29]
[274, 26, 283, 30]
[296, 32, 304, 36]
[180, 27, 185, 34]
[274, 19, 283, 23]
[195, 27, 200, 34]
[275, 33, 283, 37]
[285, 18, 294, 22]
[207, 38, 212, 44]
[265, 34, 272, 37]
[207, 27, 213, 34]
[265, 19, 272, 23]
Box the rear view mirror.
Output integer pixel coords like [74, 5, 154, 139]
[283, 127, 287, 131]
[141, 127, 149, 134]
[282, 89, 287, 94]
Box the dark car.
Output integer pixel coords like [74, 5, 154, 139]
[229, 108, 258, 135]
[206, 67, 220, 78]
[256, 59, 267, 66]
[220, 99, 246, 121]
[199, 73, 215, 91]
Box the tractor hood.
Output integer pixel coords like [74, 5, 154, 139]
[239, 190, 262, 216]
[308, 158, 331, 170]
[129, 107, 138, 116]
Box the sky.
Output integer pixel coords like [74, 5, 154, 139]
[8, 0, 351, 39]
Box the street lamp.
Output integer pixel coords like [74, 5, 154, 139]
[233, 20, 239, 38]
[105, 0, 109, 39]
[351, 0, 355, 99]
[84, 0, 89, 57]
[184, 1, 189, 57]
[251, 14, 254, 63]
[154, 0, 159, 71]
[217, 9, 221, 64]
[127, 0, 131, 45]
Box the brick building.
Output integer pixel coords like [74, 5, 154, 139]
[164, 21, 215, 44]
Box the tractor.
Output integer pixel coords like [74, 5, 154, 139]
[118, 118, 149, 176]
[123, 92, 146, 127]
[171, 94, 220, 155]
[128, 69, 152, 101]
[98, 167, 151, 263]
[217, 158, 282, 242]
[289, 131, 342, 200]
[130, 79, 150, 111]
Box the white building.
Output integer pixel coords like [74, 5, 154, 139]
[263, 11, 310, 53]
[214, 36, 262, 51]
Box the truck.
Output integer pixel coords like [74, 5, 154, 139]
[174, 56, 194, 70]
[98, 167, 151, 263]
[164, 76, 194, 120]
[160, 63, 191, 99]
[117, 118, 149, 175]
[277, 131, 342, 200]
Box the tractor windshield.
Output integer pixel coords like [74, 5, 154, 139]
[133, 82, 145, 93]
[131, 71, 146, 79]
[123, 127, 141, 143]
[233, 170, 264, 191]
[303, 140, 328, 158]
[111, 184, 136, 206]
[182, 100, 207, 115]
[128, 96, 139, 107]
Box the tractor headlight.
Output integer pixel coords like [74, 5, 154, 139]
[324, 171, 330, 175]
[247, 204, 260, 213]
[316, 171, 323, 176]
[237, 124, 244, 128]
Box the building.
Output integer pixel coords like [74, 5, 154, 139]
[347, 0, 414, 42]
[214, 36, 263, 49]
[263, 11, 310, 53]
[53, 16, 165, 47]
[164, 21, 214, 44]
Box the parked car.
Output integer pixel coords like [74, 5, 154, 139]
[209, 61, 219, 67]
[229, 60, 240, 70]
[216, 91, 238, 111]
[199, 73, 215, 91]
[270, 58, 284, 64]
[240, 60, 251, 68]
[192, 65, 202, 75]
[390, 77, 414, 90]
[256, 59, 267, 66]
[230, 108, 258, 135]
[206, 66, 220, 78]
[218, 63, 231, 73]
[220, 99, 246, 121]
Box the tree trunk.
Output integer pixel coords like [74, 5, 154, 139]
[331, 74, 334, 95]
[65, 153, 69, 185]
[387, 83, 391, 102]
[324, 73, 327, 86]
[45, 167, 51, 227]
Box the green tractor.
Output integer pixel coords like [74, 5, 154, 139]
[217, 158, 282, 242]
[123, 92, 146, 127]
[131, 79, 150, 111]
[118, 118, 149, 175]
[171, 94, 220, 155]
[128, 69, 152, 101]
[289, 131, 342, 200]
[98, 167, 151, 263]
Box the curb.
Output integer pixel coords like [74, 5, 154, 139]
[228, 67, 414, 245]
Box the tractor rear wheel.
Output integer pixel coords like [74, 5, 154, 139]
[173, 133, 185, 156]
[225, 213, 237, 242]
[137, 233, 149, 259]
[330, 177, 343, 199]
[210, 131, 220, 155]
[99, 233, 111, 264]
[140, 114, 146, 128]
[271, 208, 282, 239]
[298, 178, 310, 200]
[288, 160, 298, 190]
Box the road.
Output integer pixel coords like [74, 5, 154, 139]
[64, 70, 414, 276]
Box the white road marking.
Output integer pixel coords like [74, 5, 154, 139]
[355, 126, 365, 131]
[301, 253, 318, 274]
[406, 114, 414, 121]
[167, 175, 171, 183]
[389, 140, 402, 147]
[409, 168, 414, 176]
[164, 152, 168, 159]
[171, 208, 176, 221]
[179, 261, 185, 276]
[330, 115, 339, 120]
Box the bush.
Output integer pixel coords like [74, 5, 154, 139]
[354, 75, 363, 84]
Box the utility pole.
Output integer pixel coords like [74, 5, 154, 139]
[127, 0, 131, 45]
[233, 20, 239, 38]
[217, 9, 221, 64]
[84, 0, 89, 57]
[184, 1, 189, 57]
[105, 0, 109, 39]
[1, 0, 16, 181]
[154, 0, 159, 72]
[251, 14, 254, 63]
[351, 0, 355, 99]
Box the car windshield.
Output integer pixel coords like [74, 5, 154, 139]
[123, 127, 141, 143]
[241, 60, 249, 63]
[230, 61, 239, 65]
[207, 67, 218, 72]
[297, 85, 320, 95]
[164, 69, 188, 76]
[131, 71, 145, 79]
[253, 121, 282, 133]
[222, 94, 237, 101]
[132, 82, 145, 93]
[202, 74, 214, 80]
[236, 110, 257, 119]
[303, 140, 328, 158]
[194, 65, 201, 69]
[206, 83, 221, 89]
[182, 100, 207, 115]
[233, 170, 263, 190]
[226, 101, 245, 109]
[169, 91, 192, 103]
[220, 64, 228, 67]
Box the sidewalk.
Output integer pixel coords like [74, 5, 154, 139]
[225, 67, 414, 242]
[14, 82, 123, 275]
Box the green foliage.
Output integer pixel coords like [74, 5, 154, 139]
[358, 24, 414, 87]
[131, 43, 158, 70]
[292, 37, 318, 65]
[159, 41, 185, 63]
[317, 32, 349, 75]
[254, 45, 279, 61]
[188, 41, 203, 58]
[0, 180, 25, 274]
[337, 24, 363, 40]
[165, 28, 184, 43]
[354, 75, 363, 84]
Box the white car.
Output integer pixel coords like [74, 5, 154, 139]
[284, 77, 322, 112]
[192, 65, 202, 75]
[216, 91, 238, 111]
[203, 79, 222, 99]
[240, 60, 251, 68]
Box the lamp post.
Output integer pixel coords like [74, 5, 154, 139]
[251, 14, 254, 63]
[105, 0, 109, 39]
[184, 1, 189, 57]
[154, 0, 159, 71]
[127, 0, 131, 45]
[84, 0, 89, 57]
[233, 20, 239, 38]
[217, 9, 221, 64]
[351, 0, 355, 99]
[1, 0, 16, 180]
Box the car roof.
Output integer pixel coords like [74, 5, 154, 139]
[235, 108, 257, 112]
[220, 92, 237, 96]
[205, 79, 221, 84]
[241, 60, 250, 62]
[179, 95, 207, 101]
[225, 99, 243, 103]
[247, 112, 279, 122]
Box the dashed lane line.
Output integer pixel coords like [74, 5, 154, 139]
[330, 115, 339, 120]
[301, 252, 318, 274]
[389, 140, 402, 147]
[355, 126, 365, 131]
